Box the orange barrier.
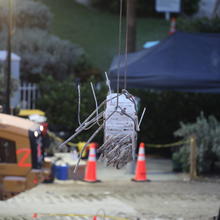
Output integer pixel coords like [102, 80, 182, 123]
[84, 143, 100, 183]
[169, 17, 176, 35]
[132, 142, 149, 182]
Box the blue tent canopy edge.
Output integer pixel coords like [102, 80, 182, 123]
[109, 32, 220, 93]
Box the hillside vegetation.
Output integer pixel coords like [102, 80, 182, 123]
[42, 0, 169, 70]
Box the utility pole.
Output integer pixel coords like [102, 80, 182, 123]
[126, 0, 137, 53]
[5, 0, 12, 114]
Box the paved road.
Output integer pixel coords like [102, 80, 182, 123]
[0, 178, 219, 220]
[97, 157, 189, 182]
[0, 157, 219, 220]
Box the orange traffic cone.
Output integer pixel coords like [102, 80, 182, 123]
[132, 142, 150, 182]
[169, 17, 176, 35]
[84, 143, 100, 183]
[32, 213, 38, 218]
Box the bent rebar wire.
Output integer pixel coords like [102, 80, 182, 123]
[59, 80, 146, 173]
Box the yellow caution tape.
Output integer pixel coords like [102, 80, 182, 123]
[77, 141, 88, 157]
[47, 131, 76, 147]
[35, 213, 129, 220]
[48, 130, 189, 149]
[146, 139, 190, 148]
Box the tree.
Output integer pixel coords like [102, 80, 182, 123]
[173, 113, 220, 174]
[0, 0, 52, 30]
[0, 28, 86, 82]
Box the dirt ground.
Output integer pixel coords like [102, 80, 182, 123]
[0, 159, 219, 220]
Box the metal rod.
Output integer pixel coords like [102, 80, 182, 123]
[60, 93, 122, 147]
[90, 82, 100, 126]
[138, 107, 146, 127]
[74, 124, 104, 173]
[105, 72, 112, 95]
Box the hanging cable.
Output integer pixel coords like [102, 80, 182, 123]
[124, 0, 129, 90]
[116, 0, 123, 108]
[77, 84, 81, 126]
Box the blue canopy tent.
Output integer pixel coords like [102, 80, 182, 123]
[109, 32, 220, 93]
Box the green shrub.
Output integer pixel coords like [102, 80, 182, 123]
[37, 76, 107, 142]
[172, 146, 189, 172]
[0, 28, 85, 82]
[90, 0, 200, 17]
[0, 0, 52, 30]
[74, 55, 102, 82]
[182, 0, 200, 16]
[177, 17, 220, 33]
[173, 113, 220, 174]
[132, 90, 220, 146]
[91, 0, 154, 17]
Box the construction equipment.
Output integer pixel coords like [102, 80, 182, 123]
[18, 109, 48, 136]
[0, 113, 54, 200]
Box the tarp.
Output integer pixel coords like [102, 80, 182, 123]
[109, 32, 220, 93]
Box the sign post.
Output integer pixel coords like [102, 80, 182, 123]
[155, 0, 181, 20]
